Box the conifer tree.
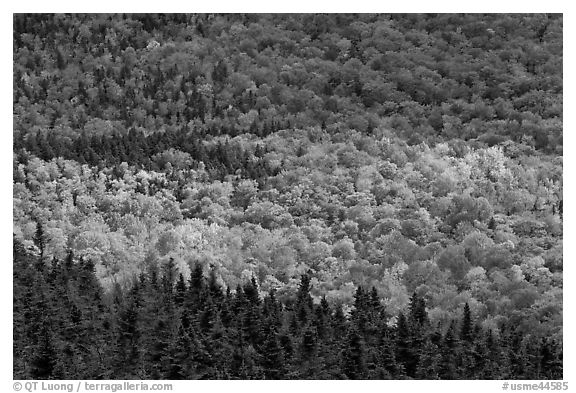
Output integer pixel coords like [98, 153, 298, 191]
[342, 328, 366, 380]
[438, 321, 460, 379]
[459, 303, 477, 378]
[261, 330, 285, 379]
[540, 338, 563, 379]
[395, 312, 419, 377]
[377, 329, 404, 378]
[30, 322, 57, 379]
[208, 267, 224, 302]
[33, 221, 46, 265]
[163, 324, 192, 379]
[408, 292, 428, 327]
[243, 276, 261, 306]
[187, 263, 205, 313]
[460, 303, 473, 342]
[174, 273, 187, 306]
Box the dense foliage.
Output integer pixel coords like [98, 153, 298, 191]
[13, 13, 562, 379]
[14, 240, 562, 379]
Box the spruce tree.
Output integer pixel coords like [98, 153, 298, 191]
[415, 337, 441, 379]
[187, 263, 205, 313]
[459, 303, 476, 378]
[297, 326, 319, 378]
[395, 312, 418, 377]
[163, 324, 192, 379]
[377, 330, 403, 378]
[460, 303, 473, 342]
[540, 338, 563, 380]
[438, 321, 460, 379]
[342, 328, 366, 380]
[174, 273, 187, 306]
[408, 292, 428, 327]
[30, 322, 57, 379]
[261, 330, 285, 379]
[33, 221, 46, 265]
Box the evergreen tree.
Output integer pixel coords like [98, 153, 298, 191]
[163, 324, 192, 379]
[460, 303, 473, 342]
[395, 312, 419, 377]
[408, 292, 428, 327]
[458, 303, 477, 378]
[33, 221, 46, 265]
[377, 330, 404, 378]
[415, 337, 441, 379]
[540, 338, 563, 379]
[296, 274, 314, 325]
[30, 322, 57, 379]
[342, 328, 366, 380]
[261, 330, 285, 379]
[208, 267, 224, 302]
[174, 273, 187, 306]
[243, 276, 260, 306]
[187, 263, 205, 313]
[438, 321, 461, 379]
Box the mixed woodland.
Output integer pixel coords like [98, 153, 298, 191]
[13, 13, 563, 379]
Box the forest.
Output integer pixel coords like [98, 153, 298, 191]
[13, 13, 563, 379]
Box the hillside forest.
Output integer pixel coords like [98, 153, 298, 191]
[13, 13, 563, 379]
